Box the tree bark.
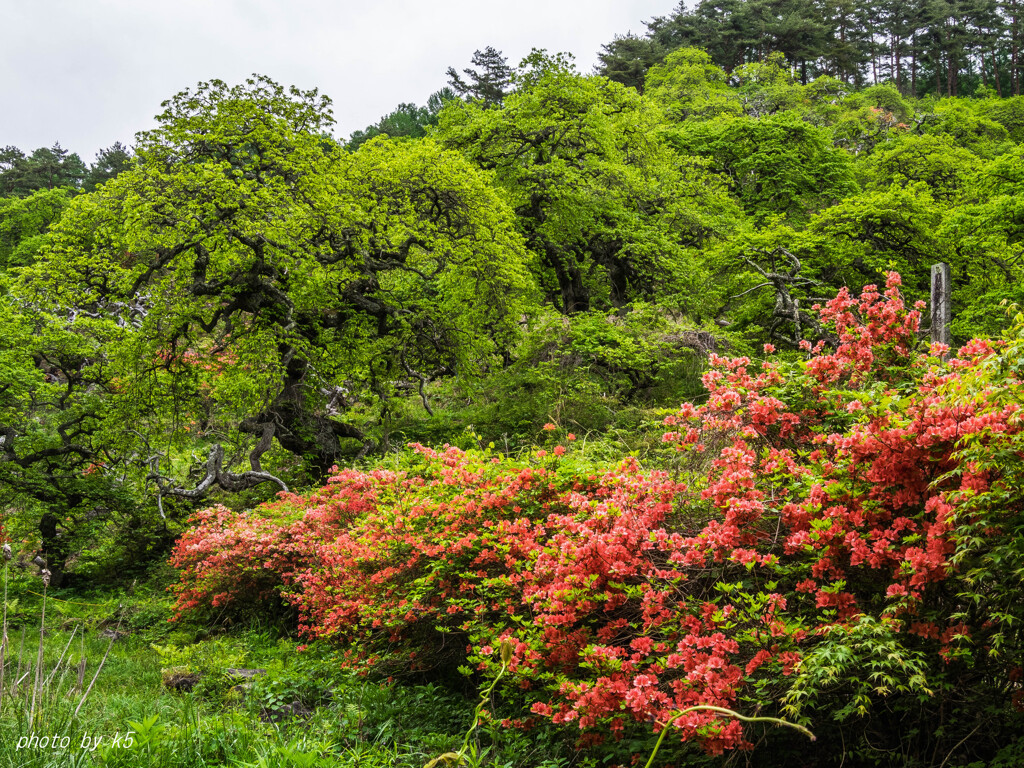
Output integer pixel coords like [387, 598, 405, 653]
[912, 34, 918, 95]
[38, 513, 68, 588]
[1014, 0, 1021, 95]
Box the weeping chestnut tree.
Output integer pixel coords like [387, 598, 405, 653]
[18, 76, 533, 510]
[435, 52, 741, 317]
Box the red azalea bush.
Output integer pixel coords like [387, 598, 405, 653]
[170, 273, 1024, 760]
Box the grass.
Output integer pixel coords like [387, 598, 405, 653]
[0, 560, 586, 768]
[0, 554, 741, 768]
[0, 629, 580, 768]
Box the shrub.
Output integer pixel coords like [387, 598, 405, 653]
[171, 274, 1024, 763]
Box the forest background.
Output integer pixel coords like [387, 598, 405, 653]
[3, 0, 1024, 765]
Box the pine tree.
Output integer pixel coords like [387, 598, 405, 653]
[446, 47, 513, 106]
[0, 144, 85, 197]
[595, 34, 663, 91]
[820, 0, 874, 84]
[84, 142, 133, 192]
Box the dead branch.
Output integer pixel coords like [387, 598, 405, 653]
[148, 443, 288, 517]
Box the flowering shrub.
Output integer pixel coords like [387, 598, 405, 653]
[171, 273, 1024, 760]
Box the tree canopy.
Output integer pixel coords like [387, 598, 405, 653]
[4, 12, 1024, 764]
[436, 55, 740, 316]
[597, 0, 1024, 98]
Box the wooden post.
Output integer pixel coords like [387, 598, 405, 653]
[930, 263, 951, 347]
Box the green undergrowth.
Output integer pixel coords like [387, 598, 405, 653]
[5, 538, 1023, 768]
[379, 306, 720, 455]
[0, 573, 593, 768]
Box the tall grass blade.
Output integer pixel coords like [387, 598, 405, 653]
[44, 623, 77, 689]
[0, 556, 7, 709]
[30, 571, 49, 722]
[74, 619, 119, 718]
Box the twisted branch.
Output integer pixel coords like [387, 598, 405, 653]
[147, 443, 288, 518]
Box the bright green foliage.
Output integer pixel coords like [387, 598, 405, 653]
[0, 293, 151, 586]
[645, 48, 807, 121]
[782, 616, 933, 723]
[830, 90, 916, 154]
[25, 76, 534, 480]
[730, 52, 808, 116]
[859, 133, 982, 201]
[944, 320, 1024, 672]
[705, 174, 1009, 345]
[983, 143, 1024, 195]
[920, 99, 1013, 156]
[0, 302, 44, 422]
[855, 83, 915, 123]
[703, 120, 1024, 346]
[934, 151, 1024, 337]
[672, 112, 857, 222]
[807, 185, 947, 290]
[0, 188, 70, 268]
[644, 47, 739, 120]
[436, 58, 740, 315]
[795, 75, 852, 128]
[980, 95, 1024, 142]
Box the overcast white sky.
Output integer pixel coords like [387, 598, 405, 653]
[0, 0, 675, 163]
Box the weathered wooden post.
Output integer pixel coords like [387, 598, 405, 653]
[930, 262, 951, 348]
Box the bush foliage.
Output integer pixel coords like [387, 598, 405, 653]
[171, 275, 1024, 763]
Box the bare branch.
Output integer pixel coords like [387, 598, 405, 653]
[148, 443, 288, 514]
[730, 247, 833, 347]
[400, 349, 434, 416]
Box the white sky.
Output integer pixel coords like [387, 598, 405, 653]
[0, 0, 674, 163]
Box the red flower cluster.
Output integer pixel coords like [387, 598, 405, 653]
[170, 273, 1022, 756]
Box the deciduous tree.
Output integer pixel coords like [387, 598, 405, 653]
[23, 76, 534, 499]
[437, 57, 740, 316]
